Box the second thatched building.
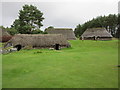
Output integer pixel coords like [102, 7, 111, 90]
[81, 28, 113, 40]
[0, 28, 12, 42]
[45, 28, 76, 40]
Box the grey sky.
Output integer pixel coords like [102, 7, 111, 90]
[0, 0, 119, 31]
[118, 1, 120, 13]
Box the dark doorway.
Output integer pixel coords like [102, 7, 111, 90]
[54, 44, 60, 50]
[14, 44, 22, 51]
[117, 65, 120, 67]
[93, 36, 96, 40]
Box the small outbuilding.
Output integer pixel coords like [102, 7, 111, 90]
[0, 28, 12, 42]
[80, 28, 113, 40]
[45, 28, 76, 40]
[5, 34, 71, 50]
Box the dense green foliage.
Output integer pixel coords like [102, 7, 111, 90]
[0, 26, 18, 35]
[0, 26, 5, 29]
[5, 27, 19, 35]
[116, 14, 120, 38]
[0, 25, 47, 35]
[47, 26, 54, 29]
[74, 14, 119, 38]
[45, 26, 54, 31]
[74, 24, 82, 37]
[11, 4, 44, 34]
[3, 40, 118, 88]
[31, 29, 47, 34]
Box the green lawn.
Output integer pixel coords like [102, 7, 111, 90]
[2, 40, 118, 88]
[0, 43, 2, 48]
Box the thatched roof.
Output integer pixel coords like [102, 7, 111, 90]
[45, 28, 76, 40]
[81, 28, 113, 37]
[0, 28, 12, 42]
[7, 34, 71, 48]
[0, 28, 11, 37]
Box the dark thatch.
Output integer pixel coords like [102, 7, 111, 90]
[45, 28, 76, 40]
[5, 34, 71, 49]
[0, 28, 12, 42]
[81, 28, 113, 40]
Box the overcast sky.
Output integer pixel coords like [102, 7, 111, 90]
[0, 0, 119, 31]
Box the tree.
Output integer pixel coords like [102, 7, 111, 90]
[30, 29, 48, 34]
[11, 19, 20, 31]
[12, 4, 44, 34]
[105, 14, 118, 36]
[6, 27, 19, 35]
[47, 26, 54, 29]
[45, 26, 54, 31]
[74, 24, 82, 37]
[116, 14, 120, 39]
[0, 26, 5, 29]
[0, 26, 18, 35]
[31, 29, 43, 34]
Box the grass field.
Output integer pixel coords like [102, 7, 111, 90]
[0, 43, 2, 89]
[0, 43, 2, 48]
[2, 40, 118, 88]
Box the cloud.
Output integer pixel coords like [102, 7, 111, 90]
[1, 1, 119, 30]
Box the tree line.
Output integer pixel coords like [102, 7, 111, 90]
[74, 14, 119, 38]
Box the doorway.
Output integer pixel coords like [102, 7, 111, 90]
[14, 44, 22, 51]
[54, 44, 60, 50]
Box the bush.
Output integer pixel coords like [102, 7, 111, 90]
[6, 28, 19, 35]
[31, 29, 48, 34]
[31, 29, 43, 34]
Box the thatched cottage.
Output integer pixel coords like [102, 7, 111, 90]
[81, 28, 113, 40]
[0, 28, 12, 42]
[45, 28, 76, 40]
[5, 34, 71, 50]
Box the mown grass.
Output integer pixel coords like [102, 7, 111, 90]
[0, 43, 2, 48]
[0, 54, 1, 90]
[2, 40, 118, 88]
[0, 43, 2, 89]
